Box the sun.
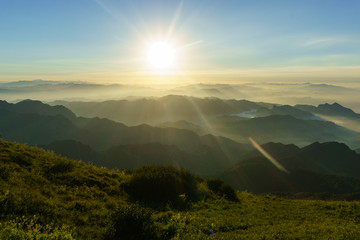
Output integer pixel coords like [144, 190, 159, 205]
[146, 41, 177, 70]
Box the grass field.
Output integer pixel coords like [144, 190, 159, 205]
[166, 194, 360, 239]
[1, 138, 360, 239]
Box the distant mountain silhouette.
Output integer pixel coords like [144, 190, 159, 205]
[221, 159, 360, 194]
[0, 100, 76, 120]
[0, 100, 251, 174]
[4, 98, 358, 149]
[2, 99, 360, 178]
[40, 140, 99, 163]
[57, 96, 360, 148]
[0, 109, 86, 144]
[0, 79, 58, 87]
[296, 102, 360, 119]
[59, 95, 273, 125]
[210, 114, 360, 148]
[3, 98, 360, 194]
[298, 142, 360, 177]
[42, 140, 231, 175]
[40, 139, 360, 193]
[156, 120, 205, 135]
[220, 141, 360, 193]
[271, 105, 319, 120]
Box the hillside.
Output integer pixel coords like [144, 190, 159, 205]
[41, 140, 360, 194]
[0, 138, 125, 239]
[210, 114, 360, 148]
[271, 105, 318, 120]
[56, 97, 360, 148]
[0, 100, 251, 175]
[220, 141, 360, 193]
[2, 139, 360, 239]
[295, 102, 360, 118]
[156, 120, 205, 135]
[58, 95, 272, 125]
[41, 140, 234, 175]
[2, 99, 360, 180]
[0, 99, 76, 120]
[295, 102, 360, 133]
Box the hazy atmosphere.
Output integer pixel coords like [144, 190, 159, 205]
[1, 1, 360, 239]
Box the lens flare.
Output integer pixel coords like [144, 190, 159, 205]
[249, 137, 289, 173]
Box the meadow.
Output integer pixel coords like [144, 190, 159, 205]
[1, 138, 360, 239]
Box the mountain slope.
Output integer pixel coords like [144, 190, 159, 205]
[41, 140, 235, 175]
[221, 156, 360, 193]
[0, 138, 125, 239]
[271, 105, 319, 120]
[295, 102, 360, 119]
[297, 142, 360, 177]
[211, 114, 360, 148]
[0, 100, 251, 175]
[0, 99, 76, 120]
[3, 139, 360, 239]
[56, 97, 360, 148]
[220, 141, 360, 193]
[295, 102, 360, 133]
[59, 95, 272, 125]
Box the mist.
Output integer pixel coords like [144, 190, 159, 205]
[1, 80, 359, 112]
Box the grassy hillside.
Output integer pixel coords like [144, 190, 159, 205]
[0, 138, 125, 239]
[2, 139, 360, 239]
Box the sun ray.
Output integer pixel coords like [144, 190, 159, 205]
[249, 137, 289, 173]
[166, 0, 184, 40]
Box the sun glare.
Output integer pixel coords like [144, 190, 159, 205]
[146, 41, 177, 70]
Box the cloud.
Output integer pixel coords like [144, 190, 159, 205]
[303, 36, 349, 47]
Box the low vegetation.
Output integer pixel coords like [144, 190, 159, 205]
[1, 138, 360, 239]
[123, 165, 203, 208]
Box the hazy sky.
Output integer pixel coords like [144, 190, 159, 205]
[1, 0, 360, 84]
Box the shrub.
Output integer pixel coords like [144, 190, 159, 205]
[9, 152, 32, 166]
[0, 190, 53, 217]
[122, 166, 200, 205]
[0, 166, 10, 180]
[105, 204, 158, 240]
[205, 178, 238, 201]
[48, 161, 74, 174]
[0, 191, 16, 217]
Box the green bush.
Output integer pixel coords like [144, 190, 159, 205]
[0, 166, 10, 180]
[123, 166, 200, 206]
[205, 178, 238, 201]
[9, 152, 32, 166]
[0, 190, 53, 217]
[105, 204, 158, 240]
[48, 161, 74, 174]
[0, 191, 16, 217]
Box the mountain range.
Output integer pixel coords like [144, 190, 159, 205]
[2, 79, 359, 112]
[55, 96, 360, 148]
[220, 141, 360, 193]
[1, 97, 360, 195]
[0, 99, 251, 175]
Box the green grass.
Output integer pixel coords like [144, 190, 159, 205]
[167, 194, 360, 239]
[1, 138, 360, 239]
[0, 139, 126, 239]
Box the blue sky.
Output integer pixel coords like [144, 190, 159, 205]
[0, 0, 360, 83]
